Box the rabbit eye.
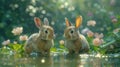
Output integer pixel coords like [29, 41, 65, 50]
[45, 30, 48, 34]
[70, 30, 74, 34]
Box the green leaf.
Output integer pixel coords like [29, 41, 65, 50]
[59, 45, 65, 49]
[8, 43, 24, 54]
[13, 44, 22, 51]
[50, 47, 57, 52]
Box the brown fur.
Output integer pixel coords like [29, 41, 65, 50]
[64, 16, 90, 54]
[24, 17, 54, 55]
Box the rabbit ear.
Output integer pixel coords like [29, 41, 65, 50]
[44, 18, 49, 25]
[65, 17, 72, 27]
[34, 17, 42, 28]
[75, 16, 82, 28]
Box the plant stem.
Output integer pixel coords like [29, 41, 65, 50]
[100, 40, 116, 49]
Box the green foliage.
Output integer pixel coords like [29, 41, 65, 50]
[50, 47, 57, 52]
[8, 44, 24, 53]
[0, 44, 24, 56]
[0, 46, 11, 55]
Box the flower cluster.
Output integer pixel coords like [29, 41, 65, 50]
[1, 27, 28, 45]
[12, 27, 23, 35]
[113, 28, 120, 33]
[85, 20, 104, 46]
[93, 38, 104, 46]
[87, 31, 94, 38]
[2, 39, 10, 46]
[94, 33, 104, 39]
[19, 35, 28, 41]
[87, 20, 96, 27]
[86, 30, 104, 46]
[112, 18, 117, 23]
[11, 27, 28, 41]
[93, 33, 104, 46]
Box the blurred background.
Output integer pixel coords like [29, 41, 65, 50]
[0, 0, 120, 47]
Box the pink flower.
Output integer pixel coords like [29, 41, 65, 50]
[87, 20, 96, 26]
[94, 33, 104, 39]
[113, 28, 120, 33]
[12, 27, 23, 35]
[87, 31, 94, 37]
[110, 16, 115, 19]
[93, 38, 103, 46]
[112, 18, 117, 23]
[19, 35, 28, 41]
[87, 12, 93, 16]
[2, 40, 10, 46]
[59, 40, 65, 45]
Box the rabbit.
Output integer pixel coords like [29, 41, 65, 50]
[24, 17, 55, 55]
[64, 16, 90, 54]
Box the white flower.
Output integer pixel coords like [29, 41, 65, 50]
[12, 27, 23, 35]
[59, 40, 65, 45]
[81, 28, 90, 35]
[87, 20, 96, 26]
[19, 35, 28, 41]
[2, 40, 10, 46]
[13, 41, 17, 44]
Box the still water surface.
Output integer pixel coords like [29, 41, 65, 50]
[0, 53, 120, 67]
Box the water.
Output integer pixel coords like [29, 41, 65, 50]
[0, 53, 120, 67]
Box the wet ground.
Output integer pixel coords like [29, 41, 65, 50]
[0, 53, 120, 67]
